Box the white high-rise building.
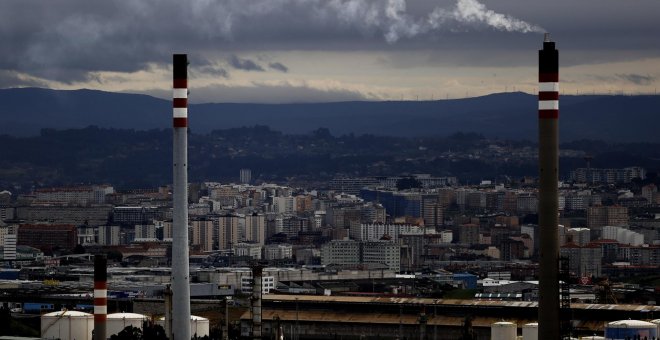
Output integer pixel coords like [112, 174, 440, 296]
[156, 220, 173, 241]
[134, 224, 157, 240]
[191, 219, 215, 252]
[602, 225, 644, 246]
[0, 206, 15, 221]
[98, 225, 121, 246]
[2, 224, 17, 260]
[217, 214, 241, 250]
[78, 225, 97, 245]
[272, 196, 296, 214]
[439, 230, 453, 243]
[566, 227, 591, 246]
[0, 222, 13, 246]
[240, 169, 252, 184]
[313, 212, 324, 230]
[245, 213, 266, 245]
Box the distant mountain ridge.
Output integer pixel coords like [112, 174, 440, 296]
[1, 87, 658, 142]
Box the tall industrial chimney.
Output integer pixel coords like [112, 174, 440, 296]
[537, 34, 560, 340]
[172, 53, 192, 340]
[93, 255, 107, 340]
[252, 265, 263, 339]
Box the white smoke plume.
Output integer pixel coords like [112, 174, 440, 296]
[188, 0, 544, 44]
[375, 0, 545, 42]
[428, 0, 545, 34]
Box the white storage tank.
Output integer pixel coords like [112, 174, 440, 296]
[157, 315, 210, 338]
[651, 319, 660, 335]
[107, 312, 149, 336]
[605, 320, 657, 340]
[522, 322, 538, 340]
[41, 310, 94, 340]
[491, 321, 517, 340]
[190, 315, 210, 338]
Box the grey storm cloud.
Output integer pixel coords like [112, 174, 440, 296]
[0, 70, 48, 88]
[269, 62, 289, 73]
[616, 74, 656, 86]
[0, 0, 549, 83]
[591, 73, 658, 87]
[228, 55, 265, 72]
[143, 81, 373, 104]
[191, 65, 230, 79]
[0, 0, 658, 84]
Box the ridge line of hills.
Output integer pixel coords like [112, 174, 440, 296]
[1, 87, 659, 142]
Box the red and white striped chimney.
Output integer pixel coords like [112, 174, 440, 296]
[171, 53, 192, 340]
[537, 33, 560, 340]
[94, 255, 107, 340]
[539, 34, 559, 119]
[173, 56, 188, 128]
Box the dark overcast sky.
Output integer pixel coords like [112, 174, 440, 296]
[1, 0, 658, 102]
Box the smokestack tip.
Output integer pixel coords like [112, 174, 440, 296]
[544, 32, 551, 42]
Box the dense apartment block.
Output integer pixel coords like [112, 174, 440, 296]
[349, 223, 428, 242]
[263, 243, 293, 260]
[458, 223, 480, 245]
[17, 224, 77, 251]
[359, 189, 422, 218]
[329, 177, 379, 195]
[624, 245, 660, 266]
[0, 222, 18, 260]
[587, 205, 629, 229]
[16, 205, 112, 226]
[321, 239, 400, 271]
[321, 240, 360, 267]
[1, 171, 658, 284]
[601, 226, 644, 246]
[570, 166, 645, 184]
[34, 185, 114, 205]
[113, 206, 163, 225]
[560, 243, 603, 277]
[190, 219, 215, 252]
[244, 213, 266, 246]
[217, 214, 241, 251]
[98, 225, 121, 246]
[234, 242, 262, 259]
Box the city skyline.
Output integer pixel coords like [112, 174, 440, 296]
[1, 0, 659, 103]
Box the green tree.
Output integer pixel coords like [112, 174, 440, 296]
[73, 244, 86, 254]
[106, 249, 123, 262]
[110, 326, 142, 340]
[142, 322, 168, 340]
